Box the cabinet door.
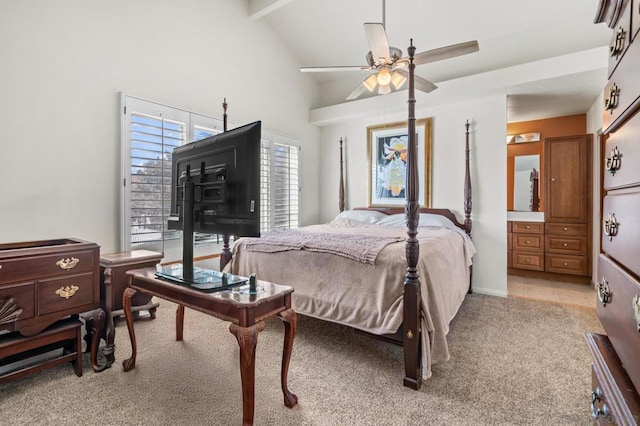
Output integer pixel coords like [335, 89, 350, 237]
[545, 135, 592, 223]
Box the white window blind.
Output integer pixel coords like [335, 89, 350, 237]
[129, 112, 185, 245]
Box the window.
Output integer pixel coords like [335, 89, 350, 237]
[121, 95, 299, 252]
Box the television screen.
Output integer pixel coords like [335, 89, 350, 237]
[168, 120, 261, 238]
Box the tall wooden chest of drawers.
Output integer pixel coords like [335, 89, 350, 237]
[589, 1, 640, 423]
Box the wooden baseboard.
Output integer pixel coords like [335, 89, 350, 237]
[507, 268, 592, 285]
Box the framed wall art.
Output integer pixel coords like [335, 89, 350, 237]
[367, 118, 432, 207]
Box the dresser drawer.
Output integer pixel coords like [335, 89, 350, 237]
[602, 192, 640, 277]
[511, 221, 544, 234]
[603, 31, 640, 134]
[37, 273, 95, 316]
[512, 251, 544, 271]
[604, 107, 640, 190]
[586, 332, 640, 425]
[596, 254, 640, 393]
[0, 249, 96, 285]
[545, 235, 588, 255]
[545, 222, 587, 236]
[607, 0, 632, 78]
[0, 282, 35, 323]
[545, 254, 589, 275]
[513, 234, 543, 252]
[507, 232, 512, 250]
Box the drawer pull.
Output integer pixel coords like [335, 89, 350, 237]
[597, 277, 611, 306]
[563, 262, 568, 266]
[609, 26, 625, 59]
[603, 213, 618, 241]
[604, 83, 619, 114]
[55, 285, 79, 299]
[0, 297, 23, 325]
[525, 225, 530, 229]
[563, 227, 568, 231]
[591, 401, 610, 420]
[56, 257, 79, 270]
[592, 386, 602, 402]
[562, 243, 568, 247]
[525, 240, 531, 244]
[633, 295, 640, 333]
[605, 146, 622, 175]
[525, 258, 531, 263]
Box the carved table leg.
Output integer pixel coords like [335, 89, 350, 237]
[122, 287, 138, 372]
[230, 321, 266, 426]
[277, 309, 298, 408]
[84, 308, 106, 372]
[102, 267, 115, 368]
[176, 304, 185, 341]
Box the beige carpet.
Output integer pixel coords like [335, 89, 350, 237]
[0, 294, 603, 425]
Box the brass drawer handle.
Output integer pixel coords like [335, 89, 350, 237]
[55, 285, 79, 299]
[633, 295, 640, 333]
[597, 277, 611, 306]
[605, 146, 622, 175]
[591, 401, 610, 420]
[604, 83, 619, 114]
[56, 257, 79, 270]
[609, 26, 625, 59]
[603, 213, 618, 241]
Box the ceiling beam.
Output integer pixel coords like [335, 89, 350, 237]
[248, 0, 295, 20]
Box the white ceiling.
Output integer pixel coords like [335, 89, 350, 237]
[248, 0, 612, 122]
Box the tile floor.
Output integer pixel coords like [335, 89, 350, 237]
[507, 275, 596, 308]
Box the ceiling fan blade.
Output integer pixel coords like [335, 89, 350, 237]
[300, 66, 369, 73]
[364, 23, 390, 63]
[394, 69, 437, 93]
[412, 40, 479, 66]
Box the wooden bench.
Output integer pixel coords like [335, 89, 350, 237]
[0, 317, 83, 383]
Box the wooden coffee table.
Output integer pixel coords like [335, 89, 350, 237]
[121, 267, 297, 425]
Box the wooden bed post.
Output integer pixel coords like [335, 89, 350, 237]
[464, 120, 473, 294]
[339, 138, 345, 213]
[403, 40, 422, 390]
[220, 98, 233, 271]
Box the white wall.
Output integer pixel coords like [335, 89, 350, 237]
[0, 0, 320, 254]
[318, 95, 508, 297]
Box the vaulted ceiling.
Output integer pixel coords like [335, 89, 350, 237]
[247, 0, 612, 122]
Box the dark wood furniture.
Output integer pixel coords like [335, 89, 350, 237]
[93, 250, 162, 370]
[0, 238, 104, 379]
[122, 267, 297, 426]
[222, 47, 473, 391]
[589, 1, 640, 423]
[0, 317, 83, 383]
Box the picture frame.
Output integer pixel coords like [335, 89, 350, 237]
[367, 118, 432, 207]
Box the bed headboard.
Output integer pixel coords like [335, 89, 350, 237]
[353, 207, 468, 234]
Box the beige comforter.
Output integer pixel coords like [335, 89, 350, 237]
[227, 218, 475, 379]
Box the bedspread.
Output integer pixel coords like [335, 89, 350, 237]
[227, 220, 474, 379]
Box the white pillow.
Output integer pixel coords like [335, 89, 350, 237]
[376, 213, 458, 230]
[332, 209, 388, 224]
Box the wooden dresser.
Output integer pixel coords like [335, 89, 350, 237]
[0, 238, 102, 380]
[588, 0, 640, 423]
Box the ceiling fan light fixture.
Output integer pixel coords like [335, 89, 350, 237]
[363, 74, 378, 92]
[378, 84, 391, 95]
[376, 67, 392, 87]
[390, 70, 406, 90]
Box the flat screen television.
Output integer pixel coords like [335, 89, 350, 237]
[167, 120, 261, 238]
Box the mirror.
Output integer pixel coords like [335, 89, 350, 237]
[513, 154, 540, 211]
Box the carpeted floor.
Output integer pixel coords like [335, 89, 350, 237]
[0, 294, 602, 425]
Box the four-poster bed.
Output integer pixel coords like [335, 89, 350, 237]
[222, 41, 474, 390]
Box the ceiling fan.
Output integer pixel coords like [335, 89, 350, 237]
[300, 0, 479, 100]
